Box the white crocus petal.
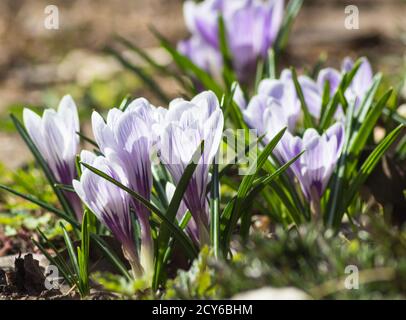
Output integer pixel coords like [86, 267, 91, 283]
[91, 111, 115, 153]
[233, 83, 247, 110]
[23, 108, 48, 157]
[79, 150, 97, 168]
[106, 108, 123, 128]
[191, 90, 219, 115]
[326, 122, 345, 157]
[58, 95, 79, 134]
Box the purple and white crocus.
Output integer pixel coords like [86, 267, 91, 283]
[23, 95, 83, 220]
[276, 123, 345, 214]
[158, 91, 224, 245]
[73, 151, 146, 278]
[256, 69, 301, 131]
[179, 0, 285, 81]
[90, 99, 158, 275]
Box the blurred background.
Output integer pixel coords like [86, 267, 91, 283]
[0, 0, 405, 169]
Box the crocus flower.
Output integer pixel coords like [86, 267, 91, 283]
[277, 123, 345, 213]
[178, 36, 223, 81]
[179, 0, 285, 81]
[158, 91, 224, 245]
[241, 94, 288, 142]
[91, 98, 158, 273]
[239, 92, 300, 173]
[256, 69, 301, 131]
[73, 151, 147, 279]
[23, 95, 83, 220]
[342, 57, 373, 109]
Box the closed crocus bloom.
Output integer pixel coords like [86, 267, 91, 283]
[23, 95, 83, 220]
[257, 70, 301, 131]
[342, 57, 373, 109]
[241, 94, 296, 169]
[241, 94, 288, 141]
[180, 0, 284, 81]
[73, 152, 147, 279]
[159, 91, 224, 245]
[278, 123, 345, 214]
[91, 98, 157, 273]
[178, 36, 223, 80]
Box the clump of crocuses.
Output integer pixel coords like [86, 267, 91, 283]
[237, 58, 370, 211]
[179, 0, 285, 81]
[73, 91, 223, 279]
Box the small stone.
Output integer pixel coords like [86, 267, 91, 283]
[232, 287, 310, 300]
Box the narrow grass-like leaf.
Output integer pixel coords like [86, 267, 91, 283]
[78, 210, 90, 297]
[216, 134, 264, 183]
[36, 228, 75, 280]
[291, 67, 315, 128]
[274, 0, 303, 54]
[119, 94, 133, 111]
[325, 100, 356, 227]
[349, 88, 392, 157]
[151, 27, 223, 98]
[161, 212, 192, 267]
[54, 183, 75, 193]
[32, 238, 76, 288]
[153, 141, 204, 289]
[267, 49, 276, 79]
[255, 59, 265, 92]
[240, 150, 304, 238]
[339, 124, 405, 227]
[310, 53, 327, 79]
[76, 131, 98, 148]
[115, 35, 193, 93]
[210, 159, 220, 258]
[0, 183, 79, 228]
[355, 73, 382, 121]
[89, 234, 131, 280]
[252, 151, 304, 188]
[179, 211, 192, 230]
[319, 81, 331, 122]
[104, 46, 170, 104]
[60, 222, 80, 277]
[222, 83, 247, 129]
[165, 141, 204, 226]
[222, 127, 287, 252]
[152, 167, 170, 210]
[218, 15, 236, 87]
[383, 107, 406, 126]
